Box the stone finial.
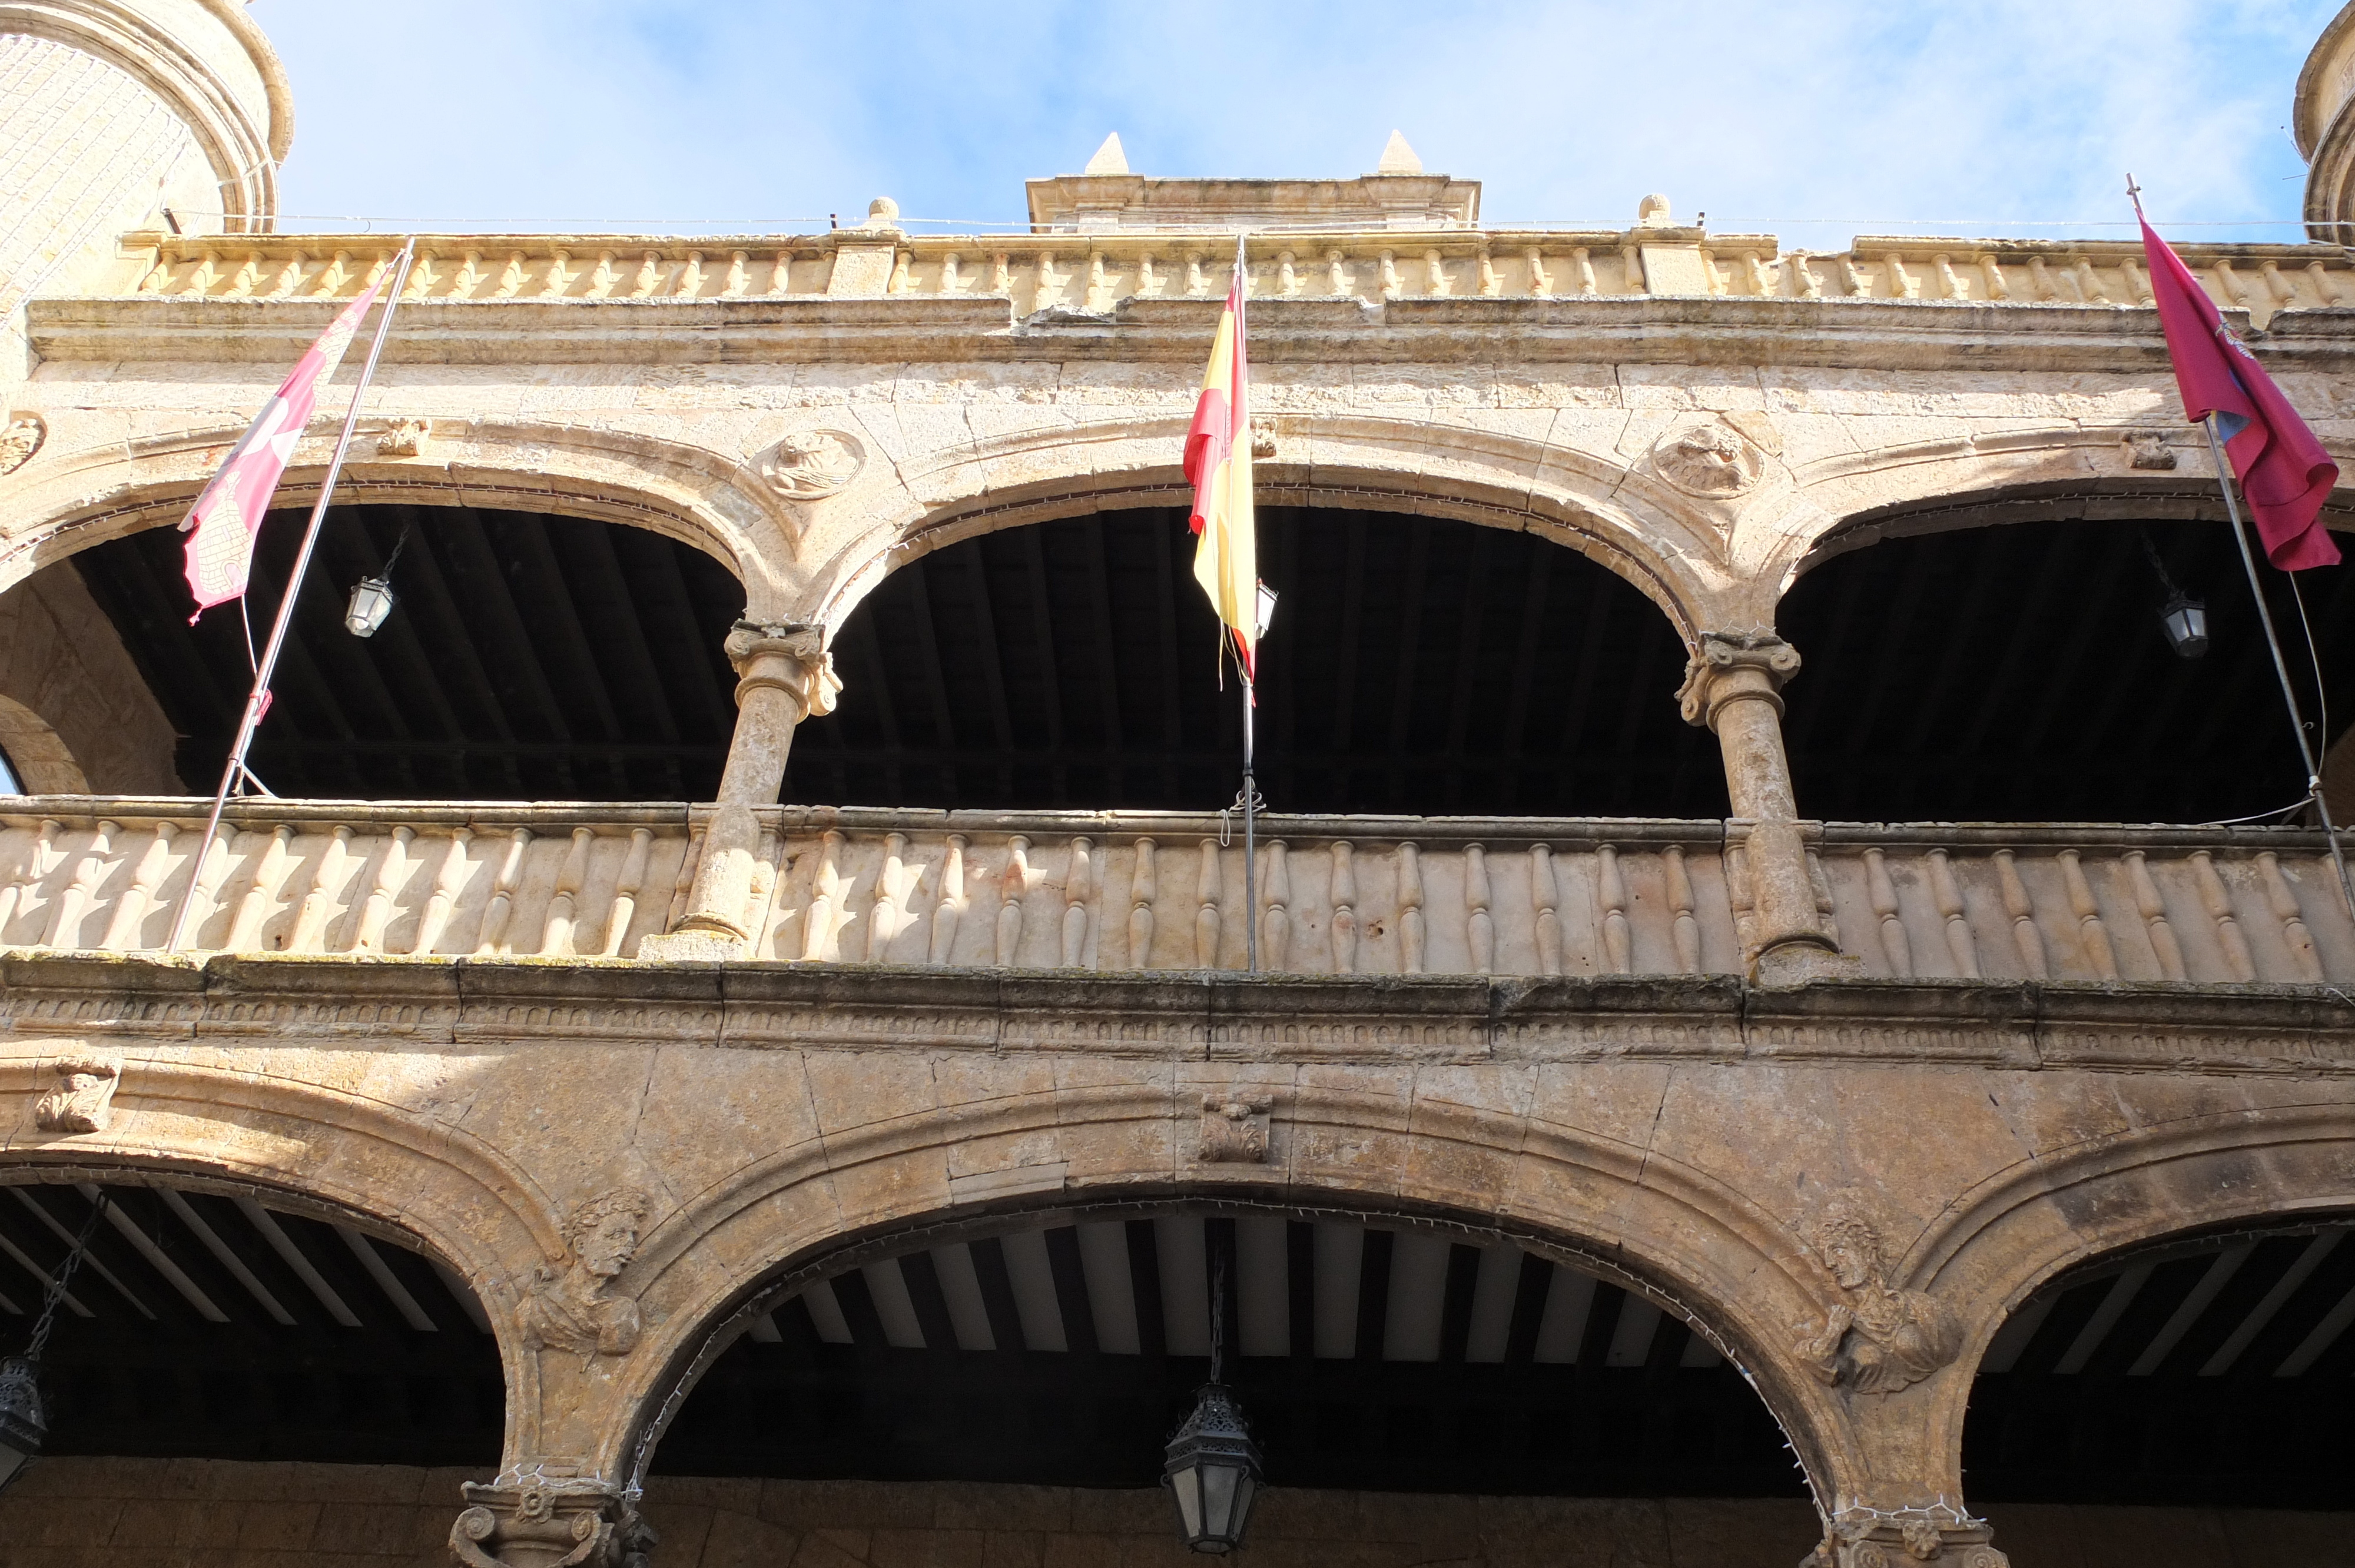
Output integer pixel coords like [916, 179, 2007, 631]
[1375, 129, 1423, 175]
[1084, 132, 1129, 175]
[861, 197, 900, 230]
[1637, 193, 1673, 227]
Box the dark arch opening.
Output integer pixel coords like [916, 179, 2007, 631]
[793, 506, 1722, 816]
[1779, 513, 2355, 824]
[650, 1205, 1806, 1506]
[0, 1177, 502, 1466]
[1963, 1215, 2355, 1513]
[67, 504, 745, 800]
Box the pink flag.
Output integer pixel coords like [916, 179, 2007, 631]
[179, 283, 383, 618]
[2140, 217, 2340, 570]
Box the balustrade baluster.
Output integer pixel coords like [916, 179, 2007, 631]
[227, 826, 295, 952]
[1195, 838, 1222, 968]
[473, 828, 533, 954]
[1261, 841, 1292, 971]
[99, 823, 176, 951]
[997, 835, 1031, 965]
[1596, 844, 1631, 975]
[1129, 838, 1157, 969]
[1530, 844, 1563, 977]
[538, 828, 596, 956]
[1926, 849, 1979, 978]
[2257, 850, 2323, 981]
[409, 829, 473, 956]
[2057, 849, 2119, 979]
[664, 825, 704, 931]
[1329, 841, 1359, 974]
[1865, 846, 1911, 975]
[1398, 842, 1427, 974]
[1808, 849, 1843, 952]
[800, 829, 846, 963]
[2190, 851, 2256, 982]
[45, 821, 118, 950]
[288, 826, 354, 952]
[869, 832, 911, 963]
[1664, 845, 1701, 975]
[1063, 837, 1094, 969]
[930, 833, 968, 965]
[1993, 849, 2047, 978]
[177, 826, 237, 951]
[2122, 850, 2186, 979]
[746, 825, 785, 955]
[597, 829, 656, 958]
[348, 826, 414, 953]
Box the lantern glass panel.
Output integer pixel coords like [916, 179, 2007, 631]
[1202, 1462, 1239, 1539]
[1171, 1464, 1202, 1538]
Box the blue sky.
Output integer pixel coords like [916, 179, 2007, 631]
[247, 1, 2337, 252]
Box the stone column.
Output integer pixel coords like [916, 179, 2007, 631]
[1677, 629, 1855, 983]
[449, 1476, 653, 1568]
[640, 621, 839, 961]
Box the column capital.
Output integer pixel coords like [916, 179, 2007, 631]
[1678, 627, 1802, 729]
[449, 1474, 654, 1568]
[724, 620, 841, 720]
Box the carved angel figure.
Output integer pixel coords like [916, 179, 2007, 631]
[519, 1188, 651, 1357]
[35, 1055, 119, 1134]
[1796, 1201, 1959, 1394]
[0, 416, 44, 478]
[759, 430, 863, 498]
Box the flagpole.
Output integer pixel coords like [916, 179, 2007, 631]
[1234, 232, 1259, 975]
[2200, 411, 2355, 931]
[164, 240, 417, 955]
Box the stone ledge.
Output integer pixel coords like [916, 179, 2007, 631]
[4, 952, 2353, 1072]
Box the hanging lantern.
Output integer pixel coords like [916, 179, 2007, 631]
[1163, 1382, 1262, 1554]
[344, 574, 396, 637]
[2161, 592, 2209, 659]
[0, 1356, 42, 1493]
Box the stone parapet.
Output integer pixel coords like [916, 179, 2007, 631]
[0, 799, 2350, 993]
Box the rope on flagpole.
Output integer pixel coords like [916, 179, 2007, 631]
[164, 238, 419, 956]
[2200, 412, 2355, 938]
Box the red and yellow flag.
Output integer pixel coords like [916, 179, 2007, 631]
[180, 281, 383, 619]
[1183, 255, 1257, 681]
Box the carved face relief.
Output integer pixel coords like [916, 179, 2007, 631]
[1820, 1226, 1880, 1291]
[1651, 419, 1762, 499]
[576, 1210, 639, 1280]
[35, 1055, 120, 1134]
[0, 416, 45, 478]
[758, 428, 864, 499]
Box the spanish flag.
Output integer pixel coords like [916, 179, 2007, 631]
[1184, 251, 1258, 681]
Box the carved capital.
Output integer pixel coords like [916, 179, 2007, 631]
[1677, 629, 1801, 728]
[35, 1054, 120, 1134]
[1806, 1507, 2006, 1568]
[450, 1477, 654, 1568]
[725, 620, 841, 720]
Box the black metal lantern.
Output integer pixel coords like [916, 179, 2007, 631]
[2161, 591, 2210, 659]
[1163, 1382, 1262, 1553]
[343, 574, 396, 637]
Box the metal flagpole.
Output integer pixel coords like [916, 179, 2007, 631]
[2201, 412, 2355, 930]
[1235, 232, 1258, 975]
[164, 240, 418, 955]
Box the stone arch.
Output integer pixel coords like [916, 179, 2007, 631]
[575, 1086, 1880, 1524]
[794, 414, 1743, 647]
[0, 1048, 571, 1462]
[0, 416, 800, 619]
[1883, 1096, 2355, 1504]
[0, 694, 87, 793]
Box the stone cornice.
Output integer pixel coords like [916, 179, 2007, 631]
[6, 951, 2355, 1075]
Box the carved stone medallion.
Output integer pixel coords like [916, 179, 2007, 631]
[1651, 417, 1763, 499]
[518, 1187, 651, 1357]
[2123, 429, 2178, 470]
[374, 418, 429, 458]
[0, 415, 45, 478]
[35, 1054, 119, 1134]
[1792, 1195, 1959, 1394]
[758, 428, 864, 500]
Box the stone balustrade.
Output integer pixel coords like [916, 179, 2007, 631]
[104, 230, 2355, 328]
[1, 799, 2348, 986]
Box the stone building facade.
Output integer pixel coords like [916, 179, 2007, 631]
[1, 4, 2354, 1566]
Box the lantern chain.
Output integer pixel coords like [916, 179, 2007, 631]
[22, 1193, 108, 1364]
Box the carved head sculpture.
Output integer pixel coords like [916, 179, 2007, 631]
[1815, 1202, 1889, 1293]
[36, 1055, 121, 1134]
[564, 1188, 651, 1281]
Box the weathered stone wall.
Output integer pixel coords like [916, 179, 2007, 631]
[0, 1457, 2344, 1568]
[0, 566, 181, 793]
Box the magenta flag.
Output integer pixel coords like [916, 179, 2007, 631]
[179, 282, 382, 619]
[2140, 217, 2340, 570]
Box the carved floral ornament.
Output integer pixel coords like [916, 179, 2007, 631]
[757, 427, 864, 500]
[1198, 1094, 1272, 1163]
[0, 414, 44, 478]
